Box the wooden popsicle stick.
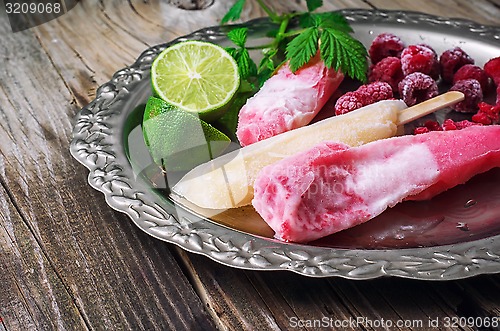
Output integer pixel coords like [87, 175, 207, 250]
[397, 91, 465, 125]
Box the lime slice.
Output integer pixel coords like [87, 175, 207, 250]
[151, 40, 240, 121]
[143, 96, 231, 171]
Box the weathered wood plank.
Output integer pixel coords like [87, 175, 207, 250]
[0, 183, 87, 330]
[0, 5, 215, 330]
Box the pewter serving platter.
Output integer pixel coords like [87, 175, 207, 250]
[70, 9, 500, 279]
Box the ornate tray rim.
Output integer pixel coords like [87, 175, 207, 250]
[70, 9, 500, 280]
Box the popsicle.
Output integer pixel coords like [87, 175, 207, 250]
[236, 55, 344, 146]
[252, 125, 500, 243]
[172, 92, 464, 210]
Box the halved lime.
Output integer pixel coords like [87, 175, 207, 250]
[143, 96, 231, 171]
[151, 40, 240, 121]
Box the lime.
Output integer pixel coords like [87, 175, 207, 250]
[143, 96, 231, 171]
[151, 40, 240, 121]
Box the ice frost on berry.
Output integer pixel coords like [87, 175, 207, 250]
[398, 72, 438, 106]
[450, 79, 483, 113]
[369, 33, 405, 64]
[334, 82, 393, 115]
[439, 47, 474, 83]
[400, 44, 439, 79]
[368, 57, 404, 92]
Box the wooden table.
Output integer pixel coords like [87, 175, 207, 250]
[1, 1, 499, 330]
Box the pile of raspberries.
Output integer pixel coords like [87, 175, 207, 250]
[334, 32, 500, 130]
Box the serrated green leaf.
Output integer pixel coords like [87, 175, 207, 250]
[320, 28, 368, 82]
[258, 56, 274, 73]
[306, 0, 323, 12]
[257, 69, 272, 87]
[285, 27, 319, 72]
[221, 0, 246, 24]
[224, 47, 237, 58]
[231, 48, 257, 80]
[298, 12, 313, 28]
[313, 12, 353, 32]
[227, 27, 248, 48]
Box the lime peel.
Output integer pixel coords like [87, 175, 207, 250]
[143, 96, 231, 171]
[151, 40, 240, 121]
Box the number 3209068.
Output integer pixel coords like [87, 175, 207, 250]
[5, 2, 61, 14]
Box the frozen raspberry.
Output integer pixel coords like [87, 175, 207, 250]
[449, 79, 483, 113]
[423, 120, 442, 131]
[453, 64, 490, 93]
[442, 119, 481, 130]
[398, 72, 438, 106]
[414, 127, 430, 134]
[441, 119, 458, 131]
[414, 119, 480, 134]
[357, 81, 393, 102]
[334, 82, 393, 115]
[334, 92, 365, 115]
[472, 102, 500, 125]
[369, 33, 405, 64]
[439, 47, 474, 83]
[484, 57, 500, 86]
[400, 44, 439, 79]
[368, 57, 404, 92]
[472, 112, 492, 125]
[413, 120, 441, 135]
[454, 120, 481, 129]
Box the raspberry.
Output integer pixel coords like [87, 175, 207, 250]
[369, 33, 405, 64]
[454, 119, 481, 129]
[398, 72, 438, 106]
[334, 92, 365, 115]
[414, 119, 480, 134]
[472, 102, 500, 124]
[400, 44, 439, 79]
[368, 57, 404, 92]
[472, 112, 492, 125]
[449, 79, 483, 113]
[414, 127, 430, 134]
[453, 64, 490, 93]
[423, 120, 442, 131]
[357, 81, 393, 102]
[413, 120, 441, 135]
[484, 57, 500, 86]
[334, 82, 393, 115]
[439, 47, 474, 83]
[441, 119, 458, 131]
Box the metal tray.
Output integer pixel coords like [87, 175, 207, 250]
[70, 9, 500, 279]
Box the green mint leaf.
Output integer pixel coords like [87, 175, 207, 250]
[238, 48, 257, 79]
[229, 48, 257, 80]
[285, 27, 319, 72]
[257, 69, 273, 87]
[259, 56, 274, 73]
[306, 0, 323, 12]
[320, 28, 368, 82]
[313, 12, 353, 33]
[227, 27, 248, 48]
[221, 0, 246, 24]
[224, 47, 238, 58]
[298, 12, 313, 28]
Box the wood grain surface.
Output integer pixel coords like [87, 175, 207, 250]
[0, 0, 499, 330]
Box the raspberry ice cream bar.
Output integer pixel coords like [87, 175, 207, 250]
[173, 100, 404, 209]
[252, 125, 500, 243]
[236, 55, 344, 146]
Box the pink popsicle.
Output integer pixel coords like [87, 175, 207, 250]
[252, 125, 500, 243]
[236, 55, 344, 146]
